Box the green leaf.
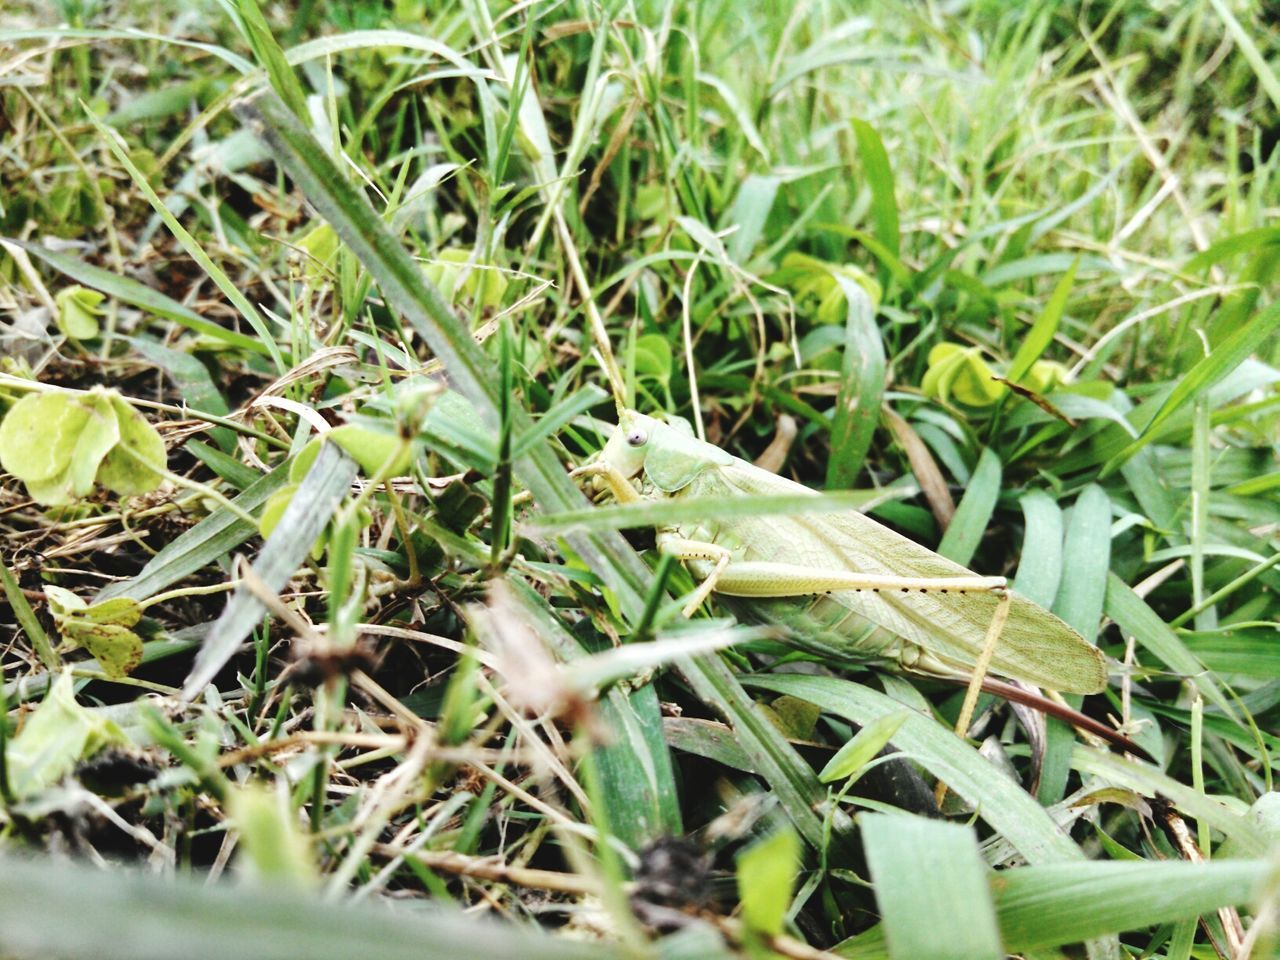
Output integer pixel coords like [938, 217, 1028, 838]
[850, 119, 899, 261]
[422, 248, 508, 308]
[922, 344, 1006, 407]
[827, 275, 885, 489]
[96, 392, 167, 497]
[1020, 358, 1068, 394]
[724, 174, 779, 262]
[46, 587, 144, 679]
[54, 285, 104, 340]
[936, 446, 1001, 566]
[819, 710, 909, 782]
[6, 672, 126, 799]
[1103, 300, 1280, 474]
[0, 853, 618, 960]
[328, 423, 414, 478]
[1007, 257, 1077, 383]
[633, 333, 673, 385]
[296, 222, 340, 280]
[257, 482, 299, 539]
[0, 390, 119, 505]
[862, 813, 1001, 960]
[736, 826, 801, 937]
[0, 392, 95, 483]
[227, 783, 318, 889]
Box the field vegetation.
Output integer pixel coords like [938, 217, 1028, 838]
[0, 2, 1278, 958]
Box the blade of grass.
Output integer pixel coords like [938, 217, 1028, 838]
[11, 241, 269, 356]
[0, 855, 617, 960]
[936, 447, 1001, 565]
[0, 563, 59, 671]
[1007, 256, 1077, 383]
[1102, 301, 1280, 475]
[746, 673, 1085, 863]
[996, 858, 1273, 953]
[180, 444, 356, 698]
[83, 110, 287, 372]
[849, 119, 900, 260]
[1040, 483, 1111, 805]
[1104, 574, 1231, 715]
[826, 276, 885, 489]
[861, 813, 1002, 960]
[1012, 491, 1063, 607]
[95, 463, 290, 604]
[228, 0, 309, 121]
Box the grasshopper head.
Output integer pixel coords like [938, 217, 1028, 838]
[600, 409, 660, 479]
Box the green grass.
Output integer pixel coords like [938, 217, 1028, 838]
[1, 2, 1278, 958]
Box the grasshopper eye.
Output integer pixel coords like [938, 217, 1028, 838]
[626, 428, 648, 447]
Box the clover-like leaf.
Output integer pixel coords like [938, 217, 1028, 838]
[422, 248, 508, 309]
[296, 222, 340, 281]
[258, 482, 327, 560]
[6, 672, 127, 799]
[1021, 358, 1070, 394]
[922, 342, 1007, 407]
[45, 585, 144, 679]
[258, 482, 302, 542]
[0, 391, 119, 505]
[633, 333, 673, 386]
[329, 423, 414, 478]
[54, 285, 105, 340]
[0, 388, 165, 505]
[779, 252, 883, 324]
[96, 391, 167, 496]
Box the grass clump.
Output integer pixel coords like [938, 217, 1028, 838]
[0, 2, 1277, 958]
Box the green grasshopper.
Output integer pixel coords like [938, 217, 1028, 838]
[576, 408, 1120, 750]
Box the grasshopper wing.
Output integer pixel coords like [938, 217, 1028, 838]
[689, 460, 1106, 694]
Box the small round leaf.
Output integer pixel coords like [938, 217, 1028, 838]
[96, 392, 167, 496]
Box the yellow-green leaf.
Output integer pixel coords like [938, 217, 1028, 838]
[819, 711, 909, 783]
[923, 343, 1006, 407]
[737, 826, 801, 937]
[6, 672, 127, 798]
[96, 392, 167, 496]
[46, 586, 145, 679]
[54, 285, 105, 340]
[328, 424, 413, 477]
[228, 782, 319, 889]
[0, 391, 119, 504]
